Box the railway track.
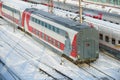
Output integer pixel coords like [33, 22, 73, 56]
[0, 60, 21, 80]
[0, 27, 116, 80]
[77, 50, 120, 80]
[0, 18, 120, 80]
[78, 63, 116, 80]
[0, 18, 101, 80]
[101, 50, 120, 62]
[0, 22, 73, 80]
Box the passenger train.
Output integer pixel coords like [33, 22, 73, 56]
[0, 0, 99, 63]
[22, 0, 120, 24]
[85, 16, 120, 59]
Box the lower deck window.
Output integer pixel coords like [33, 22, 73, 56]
[32, 28, 36, 34]
[105, 36, 109, 42]
[99, 34, 103, 40]
[42, 34, 44, 39]
[30, 27, 62, 50]
[58, 42, 60, 48]
[46, 36, 48, 41]
[112, 38, 116, 45]
[36, 30, 39, 36]
[118, 40, 120, 44]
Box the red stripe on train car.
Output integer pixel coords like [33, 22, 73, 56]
[23, 11, 33, 30]
[0, 2, 2, 15]
[98, 13, 102, 20]
[2, 12, 19, 24]
[70, 34, 77, 58]
[21, 11, 26, 28]
[26, 12, 33, 31]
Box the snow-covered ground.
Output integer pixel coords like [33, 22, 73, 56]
[0, 18, 120, 80]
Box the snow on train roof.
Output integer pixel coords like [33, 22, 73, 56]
[1, 0, 33, 11]
[26, 8, 89, 31]
[84, 16, 120, 31]
[83, 7, 120, 18]
[54, 0, 120, 15]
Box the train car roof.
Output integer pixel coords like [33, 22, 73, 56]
[26, 8, 90, 31]
[83, 8, 120, 18]
[1, 0, 33, 11]
[84, 16, 120, 31]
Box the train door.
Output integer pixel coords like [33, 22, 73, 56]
[64, 36, 71, 56]
[83, 40, 95, 59]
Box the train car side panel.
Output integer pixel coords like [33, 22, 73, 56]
[0, 2, 2, 16]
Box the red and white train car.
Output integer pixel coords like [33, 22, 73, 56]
[0, 0, 99, 62]
[0, 0, 33, 28]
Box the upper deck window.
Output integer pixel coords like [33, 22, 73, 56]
[3, 5, 19, 14]
[30, 17, 60, 34]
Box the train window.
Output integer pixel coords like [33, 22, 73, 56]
[53, 26, 55, 32]
[53, 40, 55, 45]
[39, 32, 42, 38]
[105, 36, 109, 42]
[32, 28, 36, 34]
[46, 36, 48, 41]
[110, 21, 113, 23]
[13, 10, 16, 13]
[16, 11, 18, 14]
[42, 33, 44, 39]
[32, 18, 34, 22]
[2, 5, 4, 8]
[41, 21, 44, 26]
[49, 37, 51, 43]
[37, 20, 39, 24]
[51, 38, 53, 44]
[58, 42, 60, 48]
[55, 28, 58, 33]
[57, 28, 59, 33]
[46, 24, 48, 28]
[32, 28, 34, 33]
[36, 30, 39, 36]
[48, 24, 52, 30]
[32, 17, 34, 21]
[35, 19, 37, 23]
[34, 18, 36, 22]
[32, 18, 35, 22]
[55, 41, 58, 47]
[44, 23, 47, 28]
[33, 18, 35, 22]
[44, 34, 46, 40]
[31, 17, 33, 21]
[118, 40, 120, 44]
[14, 10, 16, 13]
[99, 34, 103, 40]
[3, 5, 6, 8]
[112, 38, 116, 45]
[38, 20, 41, 24]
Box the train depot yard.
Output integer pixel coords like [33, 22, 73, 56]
[0, 0, 120, 80]
[0, 17, 120, 80]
